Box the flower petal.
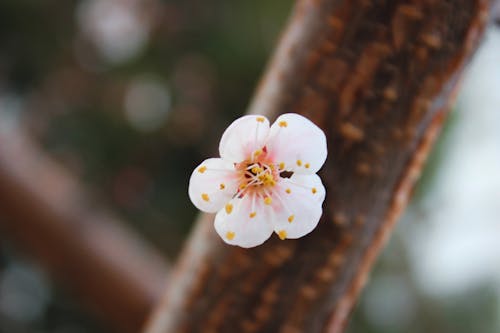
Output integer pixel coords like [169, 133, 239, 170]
[219, 115, 270, 163]
[267, 113, 327, 174]
[270, 173, 326, 239]
[214, 194, 274, 248]
[188, 158, 239, 213]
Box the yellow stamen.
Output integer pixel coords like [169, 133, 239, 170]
[262, 174, 275, 186]
[305, 163, 310, 169]
[279, 121, 288, 127]
[249, 212, 256, 218]
[312, 187, 317, 194]
[239, 184, 246, 190]
[288, 215, 295, 223]
[264, 197, 272, 205]
[198, 166, 207, 173]
[201, 193, 209, 201]
[285, 188, 291, 194]
[254, 149, 263, 157]
[256, 117, 265, 123]
[220, 183, 225, 190]
[279, 162, 285, 170]
[226, 231, 235, 240]
[225, 203, 233, 214]
[278, 230, 287, 240]
[251, 166, 262, 174]
[296, 159, 302, 167]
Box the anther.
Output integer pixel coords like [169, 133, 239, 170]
[220, 183, 225, 190]
[249, 212, 256, 218]
[305, 163, 310, 169]
[226, 231, 235, 240]
[278, 230, 287, 240]
[279, 121, 288, 127]
[288, 215, 295, 223]
[201, 193, 210, 201]
[264, 197, 272, 205]
[256, 117, 265, 123]
[225, 203, 233, 214]
[251, 166, 262, 174]
[312, 187, 317, 194]
[198, 166, 207, 173]
[285, 188, 291, 194]
[296, 159, 302, 167]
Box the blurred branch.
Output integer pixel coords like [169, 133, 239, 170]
[494, 0, 500, 24]
[144, 1, 492, 333]
[0, 128, 168, 333]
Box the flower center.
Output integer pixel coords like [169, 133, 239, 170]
[245, 162, 277, 187]
[235, 156, 279, 198]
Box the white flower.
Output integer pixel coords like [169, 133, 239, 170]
[188, 113, 327, 248]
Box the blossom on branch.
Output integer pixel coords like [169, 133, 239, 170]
[189, 113, 327, 248]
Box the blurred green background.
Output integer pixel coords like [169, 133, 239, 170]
[0, 0, 499, 332]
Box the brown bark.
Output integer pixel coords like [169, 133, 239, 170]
[144, 1, 491, 333]
[0, 129, 168, 333]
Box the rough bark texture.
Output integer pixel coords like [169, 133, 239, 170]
[0, 129, 168, 333]
[144, 1, 490, 333]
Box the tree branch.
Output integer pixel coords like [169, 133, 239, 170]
[0, 128, 168, 333]
[144, 1, 491, 332]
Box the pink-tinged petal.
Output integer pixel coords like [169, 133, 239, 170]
[188, 158, 239, 213]
[219, 115, 270, 163]
[267, 113, 327, 174]
[214, 194, 274, 248]
[270, 174, 326, 239]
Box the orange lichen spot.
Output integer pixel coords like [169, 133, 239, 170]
[327, 16, 342, 29]
[278, 230, 287, 240]
[219, 183, 226, 190]
[264, 196, 272, 205]
[226, 231, 235, 240]
[296, 159, 302, 167]
[285, 188, 291, 194]
[201, 193, 210, 201]
[256, 117, 265, 122]
[421, 33, 442, 49]
[383, 87, 398, 101]
[356, 163, 371, 175]
[333, 212, 348, 226]
[399, 4, 424, 19]
[249, 212, 256, 218]
[305, 163, 310, 169]
[300, 285, 318, 300]
[288, 215, 295, 223]
[317, 267, 335, 282]
[198, 166, 207, 173]
[279, 121, 288, 127]
[339, 122, 364, 141]
[225, 203, 233, 214]
[312, 187, 317, 194]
